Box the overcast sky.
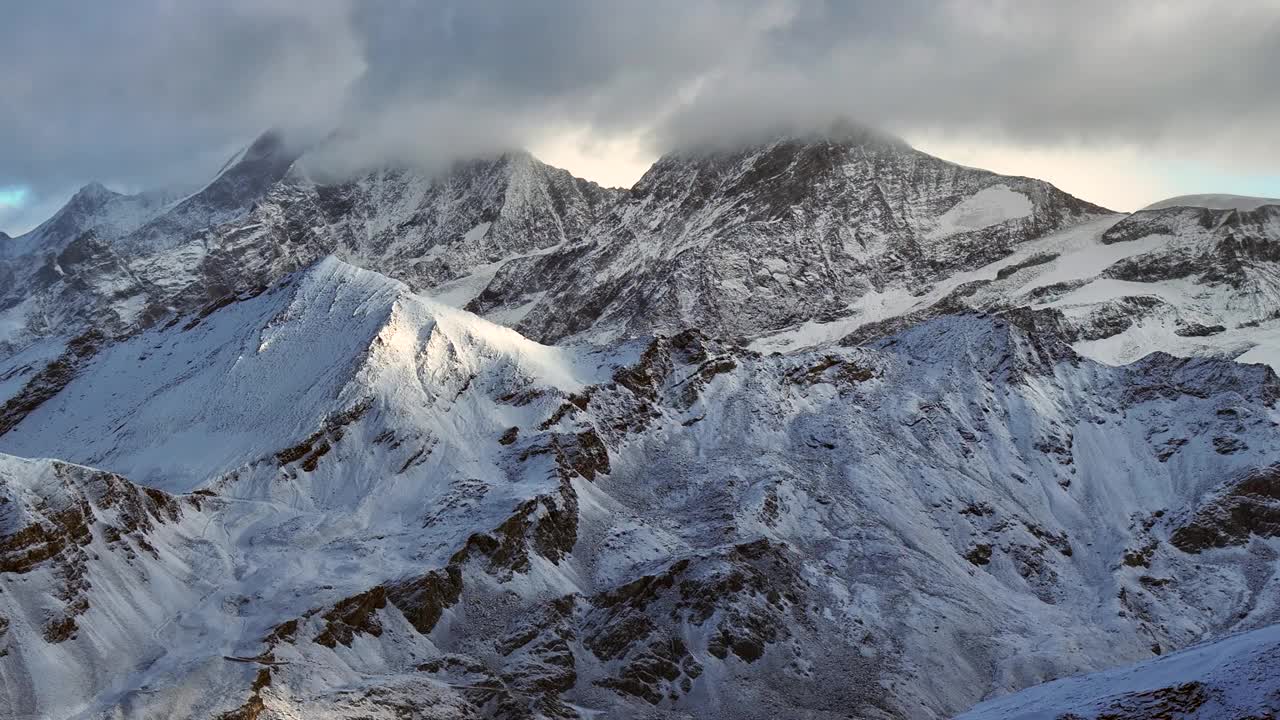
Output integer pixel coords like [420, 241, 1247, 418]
[3, 0, 1279, 233]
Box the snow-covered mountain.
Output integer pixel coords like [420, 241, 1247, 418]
[0, 183, 181, 344]
[205, 148, 619, 308]
[466, 126, 1109, 343]
[2, 258, 1278, 719]
[0, 182, 176, 258]
[1, 124, 1279, 719]
[744, 201, 1280, 376]
[0, 133, 616, 358]
[1143, 193, 1280, 211]
[0, 131, 300, 352]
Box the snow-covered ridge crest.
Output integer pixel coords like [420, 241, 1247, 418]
[0, 131, 622, 356]
[0, 256, 592, 496]
[1143, 193, 1280, 212]
[289, 255, 590, 408]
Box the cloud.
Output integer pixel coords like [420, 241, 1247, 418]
[1, 0, 363, 229]
[653, 2, 1280, 159]
[3, 1, 1279, 229]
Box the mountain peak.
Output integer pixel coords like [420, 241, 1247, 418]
[0, 255, 584, 491]
[1142, 193, 1280, 212]
[661, 118, 909, 163]
[790, 117, 910, 150]
[64, 181, 122, 212]
[73, 181, 115, 200]
[124, 128, 302, 251]
[243, 128, 290, 164]
[6, 181, 132, 252]
[497, 147, 536, 165]
[480, 120, 1107, 344]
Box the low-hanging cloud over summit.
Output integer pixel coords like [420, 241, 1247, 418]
[2, 0, 1279, 230]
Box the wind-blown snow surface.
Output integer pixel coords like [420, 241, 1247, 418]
[928, 184, 1034, 239]
[2, 259, 1278, 719]
[955, 623, 1280, 719]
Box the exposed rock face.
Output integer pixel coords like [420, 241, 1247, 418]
[587, 538, 807, 678]
[313, 152, 617, 288]
[0, 132, 299, 355]
[720, 187, 1280, 375]
[122, 131, 304, 258]
[1171, 465, 1280, 552]
[1015, 205, 1280, 368]
[0, 329, 102, 436]
[168, 149, 619, 322]
[1102, 204, 1280, 286]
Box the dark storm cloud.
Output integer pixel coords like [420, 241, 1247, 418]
[3, 0, 1278, 231]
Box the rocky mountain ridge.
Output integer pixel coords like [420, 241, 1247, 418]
[467, 128, 1109, 343]
[1, 126, 1101, 355]
[0, 132, 616, 355]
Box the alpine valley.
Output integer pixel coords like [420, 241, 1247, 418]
[1, 125, 1278, 720]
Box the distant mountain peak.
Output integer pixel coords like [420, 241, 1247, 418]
[64, 181, 122, 212]
[471, 122, 1108, 344]
[73, 180, 115, 199]
[1143, 193, 1280, 212]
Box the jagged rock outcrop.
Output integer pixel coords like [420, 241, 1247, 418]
[1102, 204, 1280, 287]
[1170, 464, 1280, 552]
[0, 454, 199, 716]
